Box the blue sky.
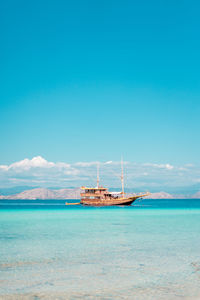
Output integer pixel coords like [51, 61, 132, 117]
[0, 1, 200, 188]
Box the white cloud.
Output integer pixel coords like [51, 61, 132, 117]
[162, 164, 174, 170]
[104, 161, 113, 165]
[143, 163, 174, 170]
[75, 161, 99, 167]
[2, 156, 72, 172]
[0, 156, 199, 189]
[0, 165, 8, 171]
[75, 161, 115, 167]
[7, 156, 55, 171]
[0, 156, 79, 187]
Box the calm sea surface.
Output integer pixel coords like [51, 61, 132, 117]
[0, 199, 200, 299]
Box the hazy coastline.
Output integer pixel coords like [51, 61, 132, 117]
[1, 187, 200, 200]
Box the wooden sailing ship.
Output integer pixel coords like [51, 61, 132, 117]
[79, 160, 150, 206]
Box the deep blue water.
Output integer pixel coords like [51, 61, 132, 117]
[0, 199, 200, 299]
[1, 198, 200, 209]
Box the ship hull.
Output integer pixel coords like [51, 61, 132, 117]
[80, 195, 141, 206]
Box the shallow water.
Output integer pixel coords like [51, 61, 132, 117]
[0, 199, 200, 299]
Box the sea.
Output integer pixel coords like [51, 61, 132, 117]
[0, 199, 200, 300]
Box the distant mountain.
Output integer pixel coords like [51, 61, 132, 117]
[0, 188, 199, 200]
[0, 188, 80, 200]
[146, 191, 174, 199]
[190, 191, 200, 199]
[0, 186, 38, 195]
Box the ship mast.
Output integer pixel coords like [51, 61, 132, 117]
[121, 157, 124, 198]
[97, 163, 99, 188]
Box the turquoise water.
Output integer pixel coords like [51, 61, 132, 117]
[0, 199, 200, 299]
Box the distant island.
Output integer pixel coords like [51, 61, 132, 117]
[0, 188, 81, 200]
[0, 188, 200, 200]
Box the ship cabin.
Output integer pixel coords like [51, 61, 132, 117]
[81, 186, 122, 200]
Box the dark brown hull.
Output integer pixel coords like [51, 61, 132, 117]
[80, 195, 142, 206]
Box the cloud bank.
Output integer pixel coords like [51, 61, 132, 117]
[0, 156, 199, 191]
